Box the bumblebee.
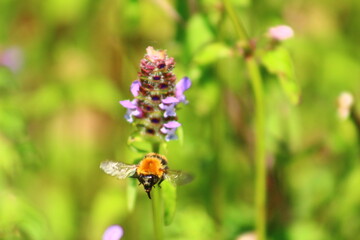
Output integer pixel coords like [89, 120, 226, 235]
[100, 153, 192, 199]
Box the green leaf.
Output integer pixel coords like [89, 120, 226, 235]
[0, 190, 48, 239]
[0, 68, 16, 90]
[89, 186, 127, 239]
[70, 77, 121, 113]
[289, 221, 328, 240]
[43, 0, 88, 23]
[195, 81, 220, 115]
[193, 42, 232, 66]
[127, 136, 152, 153]
[186, 14, 214, 56]
[162, 180, 176, 225]
[261, 47, 300, 105]
[25, 83, 64, 118]
[0, 135, 20, 177]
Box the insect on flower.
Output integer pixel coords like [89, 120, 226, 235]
[100, 153, 193, 199]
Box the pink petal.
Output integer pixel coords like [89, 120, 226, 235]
[130, 80, 141, 97]
[268, 25, 294, 41]
[102, 225, 124, 240]
[162, 96, 179, 104]
[163, 121, 181, 129]
[176, 77, 191, 92]
[119, 100, 137, 109]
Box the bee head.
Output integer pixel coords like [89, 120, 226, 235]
[138, 174, 160, 199]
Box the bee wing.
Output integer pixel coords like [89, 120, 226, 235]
[165, 170, 194, 186]
[100, 161, 137, 179]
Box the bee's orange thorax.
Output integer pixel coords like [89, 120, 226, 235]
[136, 157, 166, 177]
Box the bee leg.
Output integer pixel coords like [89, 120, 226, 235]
[157, 178, 164, 188]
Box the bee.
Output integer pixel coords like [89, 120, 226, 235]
[100, 153, 193, 199]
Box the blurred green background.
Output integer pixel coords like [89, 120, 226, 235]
[1, 0, 360, 239]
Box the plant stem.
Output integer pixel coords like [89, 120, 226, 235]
[223, 0, 249, 42]
[152, 142, 160, 154]
[223, 1, 267, 240]
[151, 142, 164, 240]
[247, 58, 266, 240]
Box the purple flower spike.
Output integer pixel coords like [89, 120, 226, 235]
[176, 77, 192, 103]
[102, 225, 124, 240]
[131, 80, 141, 97]
[118, 47, 190, 142]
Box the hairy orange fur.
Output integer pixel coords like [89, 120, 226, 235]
[136, 157, 166, 177]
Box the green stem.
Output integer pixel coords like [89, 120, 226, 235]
[223, 0, 250, 43]
[247, 58, 266, 240]
[151, 142, 164, 240]
[223, 1, 266, 240]
[152, 142, 160, 154]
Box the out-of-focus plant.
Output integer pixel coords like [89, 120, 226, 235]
[224, 1, 299, 239]
[0, 47, 23, 73]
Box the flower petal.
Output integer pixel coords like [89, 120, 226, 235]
[268, 25, 294, 41]
[164, 121, 181, 129]
[175, 77, 191, 103]
[146, 46, 166, 61]
[119, 100, 137, 109]
[130, 80, 141, 97]
[124, 110, 134, 123]
[102, 225, 124, 240]
[176, 77, 192, 93]
[165, 109, 176, 118]
[160, 126, 169, 134]
[159, 103, 177, 118]
[160, 127, 178, 141]
[162, 96, 179, 104]
[165, 132, 178, 141]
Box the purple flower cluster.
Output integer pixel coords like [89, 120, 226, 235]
[120, 46, 191, 142]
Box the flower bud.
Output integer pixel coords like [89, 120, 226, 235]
[268, 25, 294, 41]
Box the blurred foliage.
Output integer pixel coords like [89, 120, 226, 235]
[1, 0, 360, 239]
